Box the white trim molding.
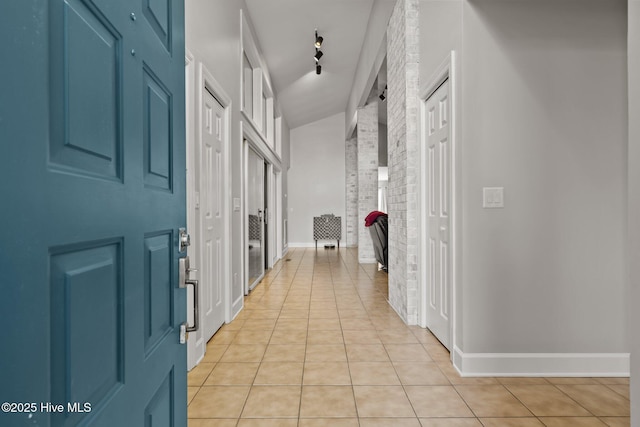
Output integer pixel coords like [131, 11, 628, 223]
[185, 50, 203, 372]
[417, 51, 458, 349]
[288, 243, 324, 248]
[197, 62, 235, 322]
[452, 346, 630, 377]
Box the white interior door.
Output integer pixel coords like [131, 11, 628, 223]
[201, 88, 225, 342]
[425, 79, 452, 350]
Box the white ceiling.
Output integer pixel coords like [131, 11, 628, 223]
[244, 0, 378, 129]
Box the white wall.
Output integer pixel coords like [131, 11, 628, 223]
[419, 0, 462, 82]
[460, 0, 628, 358]
[628, 0, 639, 422]
[289, 112, 346, 246]
[185, 0, 290, 315]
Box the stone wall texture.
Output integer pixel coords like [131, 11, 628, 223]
[345, 137, 358, 247]
[387, 0, 420, 324]
[357, 101, 379, 263]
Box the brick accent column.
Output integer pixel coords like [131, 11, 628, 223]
[387, 0, 419, 324]
[345, 137, 358, 247]
[357, 101, 379, 263]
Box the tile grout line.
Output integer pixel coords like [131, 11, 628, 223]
[296, 247, 314, 422]
[235, 247, 305, 422]
[331, 248, 362, 422]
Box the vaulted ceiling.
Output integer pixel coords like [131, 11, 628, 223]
[244, 0, 381, 129]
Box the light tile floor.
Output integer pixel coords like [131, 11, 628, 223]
[188, 248, 630, 427]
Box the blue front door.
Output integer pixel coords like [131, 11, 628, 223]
[0, 0, 187, 426]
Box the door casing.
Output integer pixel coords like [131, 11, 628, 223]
[185, 51, 203, 370]
[186, 60, 232, 370]
[418, 51, 459, 354]
[245, 144, 266, 292]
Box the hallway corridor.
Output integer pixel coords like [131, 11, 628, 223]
[187, 248, 630, 427]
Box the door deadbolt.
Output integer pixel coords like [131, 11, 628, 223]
[179, 227, 190, 252]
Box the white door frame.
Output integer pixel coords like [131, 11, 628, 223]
[267, 164, 278, 268]
[241, 120, 283, 293]
[185, 51, 203, 371]
[265, 163, 281, 267]
[418, 51, 458, 354]
[275, 169, 283, 261]
[242, 140, 249, 296]
[186, 59, 232, 370]
[243, 141, 267, 293]
[198, 62, 232, 324]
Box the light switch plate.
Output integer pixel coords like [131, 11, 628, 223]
[483, 187, 504, 208]
[233, 197, 241, 212]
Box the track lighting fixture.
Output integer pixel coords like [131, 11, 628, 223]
[314, 29, 324, 75]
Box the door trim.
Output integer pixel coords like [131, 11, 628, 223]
[197, 63, 233, 324]
[275, 169, 282, 262]
[185, 50, 204, 371]
[244, 142, 267, 293]
[241, 121, 283, 295]
[418, 51, 458, 354]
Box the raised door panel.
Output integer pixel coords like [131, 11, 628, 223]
[144, 232, 174, 355]
[49, 0, 123, 181]
[144, 67, 173, 191]
[143, 0, 172, 53]
[49, 240, 124, 426]
[144, 369, 175, 427]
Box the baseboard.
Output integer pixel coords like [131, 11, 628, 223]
[358, 257, 377, 264]
[289, 243, 317, 248]
[289, 242, 344, 249]
[452, 346, 630, 377]
[188, 351, 205, 372]
[231, 295, 243, 320]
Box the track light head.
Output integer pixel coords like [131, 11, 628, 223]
[315, 29, 323, 48]
[314, 50, 323, 62]
[379, 84, 387, 101]
[316, 64, 322, 75]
